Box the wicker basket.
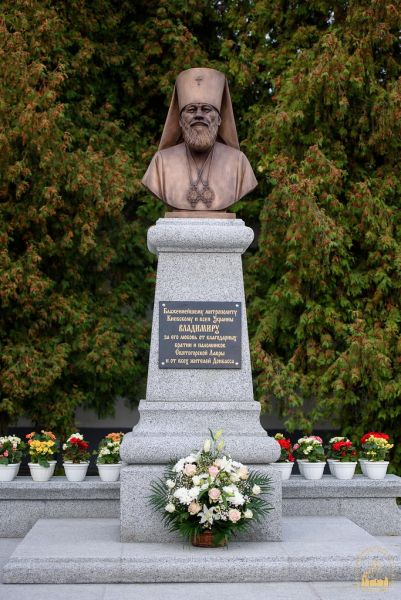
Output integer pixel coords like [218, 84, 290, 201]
[192, 530, 227, 547]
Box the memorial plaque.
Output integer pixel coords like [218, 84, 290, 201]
[159, 301, 241, 369]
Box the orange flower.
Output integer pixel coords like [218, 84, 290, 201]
[105, 432, 123, 442]
[41, 430, 56, 440]
[26, 432, 36, 440]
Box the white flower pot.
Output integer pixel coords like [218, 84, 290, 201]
[332, 461, 357, 480]
[29, 461, 56, 482]
[97, 462, 122, 482]
[63, 462, 89, 482]
[327, 459, 339, 476]
[0, 463, 20, 482]
[297, 459, 306, 476]
[269, 462, 294, 480]
[359, 459, 367, 476]
[364, 461, 389, 480]
[302, 461, 326, 480]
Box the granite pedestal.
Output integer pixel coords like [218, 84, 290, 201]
[120, 218, 281, 542]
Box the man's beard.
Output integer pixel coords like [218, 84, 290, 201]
[181, 120, 219, 152]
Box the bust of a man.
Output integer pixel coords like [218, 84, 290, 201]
[142, 67, 257, 212]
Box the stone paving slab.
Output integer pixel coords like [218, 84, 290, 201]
[4, 516, 401, 584]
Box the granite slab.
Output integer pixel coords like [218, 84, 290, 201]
[4, 516, 401, 584]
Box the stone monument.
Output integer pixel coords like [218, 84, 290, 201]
[120, 67, 282, 542]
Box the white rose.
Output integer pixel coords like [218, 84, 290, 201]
[165, 503, 175, 513]
[62, 443, 67, 450]
[166, 479, 175, 489]
[183, 463, 197, 477]
[238, 466, 249, 480]
[244, 509, 253, 519]
[203, 439, 211, 453]
[252, 485, 261, 495]
[192, 475, 201, 486]
[230, 473, 240, 483]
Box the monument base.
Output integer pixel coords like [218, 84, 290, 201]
[120, 217, 282, 543]
[120, 464, 282, 542]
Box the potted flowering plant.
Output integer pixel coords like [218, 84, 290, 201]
[150, 430, 272, 547]
[63, 433, 90, 482]
[328, 438, 357, 480]
[269, 433, 294, 480]
[293, 436, 326, 480]
[326, 436, 346, 474]
[0, 435, 26, 481]
[360, 432, 393, 480]
[26, 431, 58, 482]
[95, 432, 124, 482]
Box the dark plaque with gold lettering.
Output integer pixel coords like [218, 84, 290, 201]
[159, 301, 241, 369]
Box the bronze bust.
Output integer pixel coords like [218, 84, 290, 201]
[142, 68, 257, 212]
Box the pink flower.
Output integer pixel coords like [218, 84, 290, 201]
[208, 487, 221, 502]
[208, 466, 219, 477]
[293, 444, 299, 451]
[183, 463, 197, 477]
[188, 501, 201, 515]
[228, 508, 241, 523]
[311, 436, 323, 443]
[3, 451, 8, 457]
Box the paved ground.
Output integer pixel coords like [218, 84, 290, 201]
[2, 535, 401, 599]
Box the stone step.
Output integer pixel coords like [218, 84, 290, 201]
[2, 475, 400, 537]
[4, 516, 401, 584]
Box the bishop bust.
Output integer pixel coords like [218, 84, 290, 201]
[142, 67, 257, 212]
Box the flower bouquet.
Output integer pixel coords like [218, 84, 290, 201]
[293, 436, 326, 480]
[63, 433, 90, 482]
[150, 430, 272, 547]
[328, 437, 357, 479]
[26, 431, 58, 482]
[269, 433, 294, 480]
[0, 435, 26, 481]
[360, 432, 393, 479]
[95, 432, 124, 482]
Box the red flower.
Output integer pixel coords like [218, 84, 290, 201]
[278, 439, 291, 451]
[332, 440, 352, 452]
[361, 432, 389, 444]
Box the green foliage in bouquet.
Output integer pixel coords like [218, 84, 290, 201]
[149, 430, 273, 546]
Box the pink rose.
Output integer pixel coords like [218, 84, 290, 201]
[3, 451, 8, 457]
[208, 466, 219, 477]
[293, 444, 299, 451]
[183, 463, 197, 477]
[208, 487, 221, 502]
[188, 501, 201, 515]
[228, 508, 241, 523]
